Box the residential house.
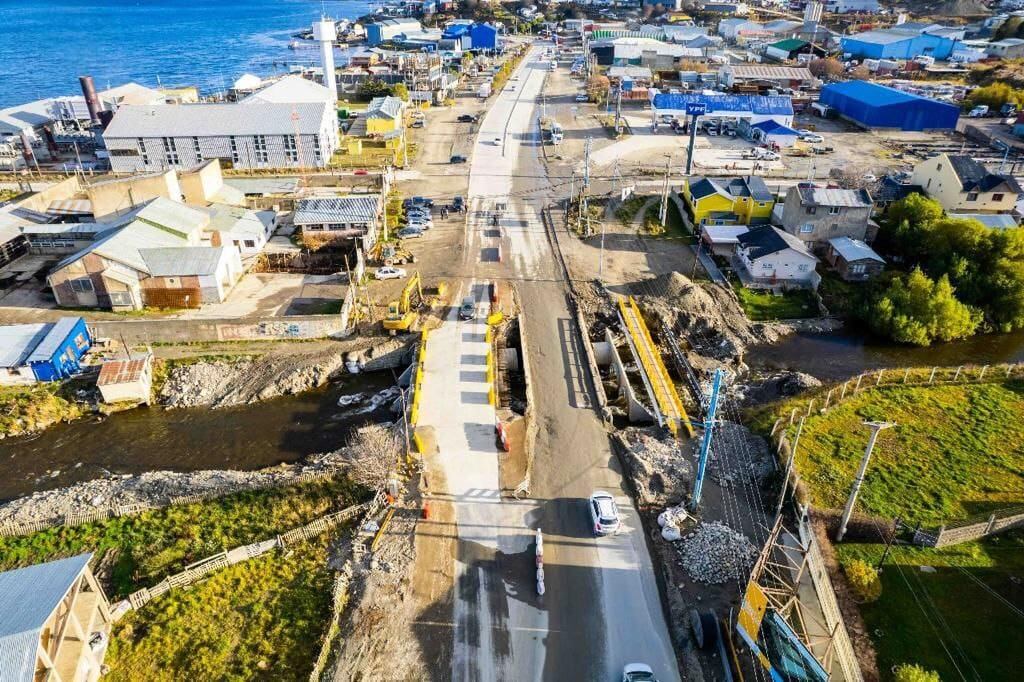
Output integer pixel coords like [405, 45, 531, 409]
[986, 38, 1024, 59]
[102, 100, 339, 171]
[203, 205, 276, 256]
[873, 176, 925, 213]
[0, 554, 112, 682]
[910, 154, 1022, 214]
[825, 237, 885, 281]
[97, 355, 153, 404]
[700, 224, 750, 256]
[364, 96, 405, 135]
[682, 176, 776, 227]
[948, 212, 1019, 229]
[779, 186, 874, 252]
[292, 195, 382, 252]
[734, 225, 819, 289]
[0, 317, 91, 385]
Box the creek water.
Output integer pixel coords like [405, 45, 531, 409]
[749, 329, 1024, 382]
[0, 372, 396, 502]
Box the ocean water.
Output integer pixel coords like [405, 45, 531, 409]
[0, 0, 374, 108]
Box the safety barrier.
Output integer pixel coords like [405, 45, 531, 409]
[409, 330, 428, 455]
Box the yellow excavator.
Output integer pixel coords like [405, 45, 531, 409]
[383, 271, 423, 334]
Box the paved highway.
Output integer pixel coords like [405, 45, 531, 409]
[417, 44, 681, 682]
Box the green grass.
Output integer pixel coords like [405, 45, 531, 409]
[0, 382, 86, 438]
[106, 548, 332, 681]
[753, 381, 1024, 526]
[615, 195, 648, 225]
[734, 285, 818, 321]
[0, 477, 362, 597]
[835, 532, 1024, 681]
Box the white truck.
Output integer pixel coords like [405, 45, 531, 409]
[477, 81, 492, 99]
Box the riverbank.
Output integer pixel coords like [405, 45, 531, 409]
[0, 382, 88, 439]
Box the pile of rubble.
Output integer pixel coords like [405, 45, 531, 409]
[676, 521, 759, 584]
[615, 428, 692, 506]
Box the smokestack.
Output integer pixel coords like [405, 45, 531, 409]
[79, 75, 102, 126]
[312, 19, 339, 103]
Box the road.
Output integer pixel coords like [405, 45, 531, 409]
[417, 43, 681, 682]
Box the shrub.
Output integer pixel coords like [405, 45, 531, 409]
[894, 663, 941, 682]
[844, 559, 882, 603]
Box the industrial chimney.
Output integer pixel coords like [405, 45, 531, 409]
[79, 75, 102, 126]
[312, 19, 339, 103]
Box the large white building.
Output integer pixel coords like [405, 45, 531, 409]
[102, 94, 339, 172]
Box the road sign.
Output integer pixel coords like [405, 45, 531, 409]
[622, 78, 633, 92]
[686, 102, 707, 117]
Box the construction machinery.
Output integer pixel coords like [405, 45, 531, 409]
[369, 240, 416, 266]
[383, 271, 424, 334]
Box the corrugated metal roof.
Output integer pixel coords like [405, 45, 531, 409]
[97, 357, 150, 386]
[134, 198, 209, 237]
[949, 213, 1019, 229]
[103, 102, 329, 138]
[366, 96, 404, 120]
[243, 75, 335, 106]
[652, 92, 793, 116]
[726, 65, 813, 80]
[46, 199, 93, 216]
[0, 553, 92, 682]
[0, 323, 49, 368]
[797, 187, 873, 207]
[828, 237, 884, 263]
[293, 196, 380, 225]
[26, 317, 83, 363]
[702, 224, 749, 242]
[843, 30, 915, 45]
[140, 246, 226, 276]
[55, 220, 185, 273]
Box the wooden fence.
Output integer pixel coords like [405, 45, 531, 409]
[0, 469, 341, 539]
[123, 502, 366, 614]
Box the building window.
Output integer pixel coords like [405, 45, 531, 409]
[807, 206, 816, 215]
[313, 137, 322, 162]
[163, 137, 179, 165]
[230, 136, 240, 164]
[74, 333, 88, 349]
[800, 224, 814, 233]
[967, 192, 979, 201]
[70, 278, 93, 293]
[137, 138, 149, 165]
[828, 206, 841, 215]
[193, 137, 203, 161]
[284, 135, 299, 164]
[994, 193, 1005, 201]
[850, 263, 866, 274]
[830, 223, 839, 232]
[254, 135, 269, 165]
[244, 239, 256, 248]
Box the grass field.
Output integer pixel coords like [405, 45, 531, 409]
[836, 531, 1024, 681]
[0, 477, 360, 597]
[753, 380, 1024, 526]
[734, 285, 818, 321]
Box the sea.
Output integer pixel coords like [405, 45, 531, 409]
[0, 0, 375, 109]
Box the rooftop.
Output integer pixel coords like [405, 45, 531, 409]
[724, 64, 813, 80]
[103, 101, 329, 138]
[134, 197, 209, 238]
[652, 92, 794, 117]
[26, 317, 83, 364]
[139, 246, 226, 276]
[293, 195, 381, 225]
[828, 236, 884, 263]
[0, 323, 50, 368]
[97, 357, 150, 386]
[738, 225, 815, 260]
[947, 155, 1023, 194]
[243, 75, 335, 106]
[795, 187, 873, 207]
[366, 96, 404, 120]
[949, 212, 1020, 229]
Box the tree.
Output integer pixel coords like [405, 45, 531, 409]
[893, 663, 941, 682]
[342, 423, 402, 491]
[808, 58, 844, 80]
[869, 268, 981, 346]
[879, 193, 944, 261]
[964, 82, 1024, 111]
[843, 559, 882, 603]
[586, 75, 610, 104]
[391, 82, 409, 101]
[849, 65, 871, 80]
[357, 78, 392, 101]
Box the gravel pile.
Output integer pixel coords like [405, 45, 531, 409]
[677, 521, 759, 584]
[616, 428, 692, 506]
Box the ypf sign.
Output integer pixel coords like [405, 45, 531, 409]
[686, 102, 707, 117]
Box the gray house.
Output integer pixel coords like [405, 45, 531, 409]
[292, 195, 381, 251]
[779, 186, 874, 253]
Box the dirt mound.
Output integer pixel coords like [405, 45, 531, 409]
[640, 272, 784, 363]
[615, 428, 693, 506]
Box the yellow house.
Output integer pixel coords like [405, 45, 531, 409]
[682, 176, 776, 227]
[910, 153, 1022, 214]
[364, 95, 404, 135]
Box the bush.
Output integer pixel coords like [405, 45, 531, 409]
[844, 559, 882, 603]
[868, 268, 981, 346]
[894, 663, 941, 682]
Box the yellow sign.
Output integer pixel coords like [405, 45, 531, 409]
[737, 579, 769, 643]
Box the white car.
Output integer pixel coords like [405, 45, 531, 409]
[397, 227, 424, 239]
[407, 217, 433, 229]
[588, 491, 621, 535]
[575, 93, 588, 102]
[622, 663, 658, 682]
[375, 266, 407, 280]
[800, 132, 824, 143]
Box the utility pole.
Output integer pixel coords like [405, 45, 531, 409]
[836, 421, 896, 542]
[659, 154, 671, 226]
[581, 137, 592, 236]
[690, 368, 724, 511]
[614, 85, 623, 136]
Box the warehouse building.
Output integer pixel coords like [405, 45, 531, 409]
[102, 100, 339, 172]
[818, 81, 959, 131]
[0, 317, 91, 385]
[366, 18, 422, 46]
[840, 29, 959, 60]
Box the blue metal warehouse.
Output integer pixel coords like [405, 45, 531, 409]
[818, 81, 960, 131]
[0, 316, 91, 383]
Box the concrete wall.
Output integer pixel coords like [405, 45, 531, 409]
[88, 171, 181, 219]
[87, 314, 348, 344]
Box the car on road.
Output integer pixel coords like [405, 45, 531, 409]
[588, 491, 620, 535]
[622, 663, 658, 682]
[575, 93, 588, 102]
[397, 226, 424, 239]
[374, 266, 407, 280]
[450, 154, 468, 164]
[458, 297, 476, 321]
[452, 196, 465, 212]
[408, 196, 433, 208]
[457, 114, 479, 123]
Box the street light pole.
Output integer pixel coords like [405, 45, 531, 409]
[836, 421, 896, 542]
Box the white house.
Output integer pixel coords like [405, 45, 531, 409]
[203, 205, 276, 257]
[735, 225, 819, 289]
[97, 355, 153, 404]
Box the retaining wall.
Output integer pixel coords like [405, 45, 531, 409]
[88, 314, 349, 344]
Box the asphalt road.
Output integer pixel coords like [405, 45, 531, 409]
[417, 43, 681, 682]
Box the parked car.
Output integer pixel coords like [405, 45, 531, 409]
[452, 196, 465, 212]
[575, 93, 588, 102]
[457, 114, 479, 123]
[588, 491, 620, 535]
[799, 132, 823, 143]
[406, 207, 431, 218]
[968, 105, 989, 118]
[397, 226, 424, 239]
[409, 196, 433, 208]
[450, 154, 468, 164]
[458, 296, 476, 321]
[411, 119, 424, 128]
[622, 663, 658, 682]
[407, 218, 433, 229]
[375, 266, 407, 280]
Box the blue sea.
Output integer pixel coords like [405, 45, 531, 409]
[0, 0, 374, 108]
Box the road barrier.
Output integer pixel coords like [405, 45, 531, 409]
[410, 331, 429, 455]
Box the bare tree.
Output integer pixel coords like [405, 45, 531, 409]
[808, 58, 844, 80]
[344, 423, 402, 490]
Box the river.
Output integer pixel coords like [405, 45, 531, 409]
[0, 372, 396, 502]
[0, 0, 374, 108]
[749, 329, 1024, 382]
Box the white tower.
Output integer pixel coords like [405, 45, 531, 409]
[313, 18, 338, 103]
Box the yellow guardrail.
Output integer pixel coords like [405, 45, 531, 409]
[618, 296, 693, 437]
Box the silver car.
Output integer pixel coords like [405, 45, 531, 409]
[588, 491, 620, 535]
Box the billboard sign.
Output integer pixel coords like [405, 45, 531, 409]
[686, 102, 707, 117]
